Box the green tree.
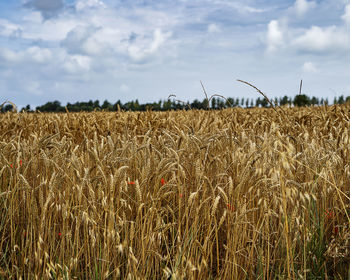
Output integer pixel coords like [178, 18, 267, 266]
[226, 97, 234, 108]
[20, 104, 31, 112]
[235, 98, 239, 107]
[113, 100, 123, 111]
[260, 98, 268, 107]
[280, 95, 290, 106]
[337, 95, 345, 104]
[93, 100, 100, 109]
[102, 100, 112, 111]
[163, 100, 172, 111]
[211, 97, 217, 109]
[217, 99, 225, 109]
[2, 104, 13, 112]
[310, 97, 319, 106]
[240, 98, 244, 106]
[36, 101, 64, 112]
[256, 97, 261, 107]
[191, 99, 202, 109]
[202, 98, 209, 110]
[293, 94, 310, 107]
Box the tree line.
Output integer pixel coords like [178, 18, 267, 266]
[1, 94, 350, 113]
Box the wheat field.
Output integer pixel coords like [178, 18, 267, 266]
[0, 106, 349, 279]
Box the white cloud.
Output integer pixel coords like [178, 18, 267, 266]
[21, 14, 80, 42]
[207, 23, 221, 33]
[342, 4, 350, 25]
[213, 1, 273, 14]
[0, 19, 22, 38]
[242, 6, 270, 13]
[266, 20, 284, 52]
[3, 0, 350, 108]
[26, 46, 52, 63]
[293, 25, 350, 52]
[75, 0, 105, 12]
[265, 2, 350, 54]
[120, 84, 130, 92]
[61, 23, 172, 62]
[302, 61, 318, 73]
[150, 28, 170, 53]
[127, 28, 172, 61]
[61, 25, 103, 55]
[294, 0, 316, 16]
[63, 54, 91, 73]
[53, 4, 176, 62]
[0, 46, 52, 64]
[26, 81, 42, 95]
[23, 0, 64, 19]
[0, 48, 20, 62]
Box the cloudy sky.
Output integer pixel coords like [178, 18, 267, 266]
[1, 0, 350, 108]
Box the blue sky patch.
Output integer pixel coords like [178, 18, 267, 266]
[0, 0, 350, 108]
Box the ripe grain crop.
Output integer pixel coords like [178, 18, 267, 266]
[0, 106, 349, 279]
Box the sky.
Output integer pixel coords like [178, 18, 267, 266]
[1, 0, 350, 108]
